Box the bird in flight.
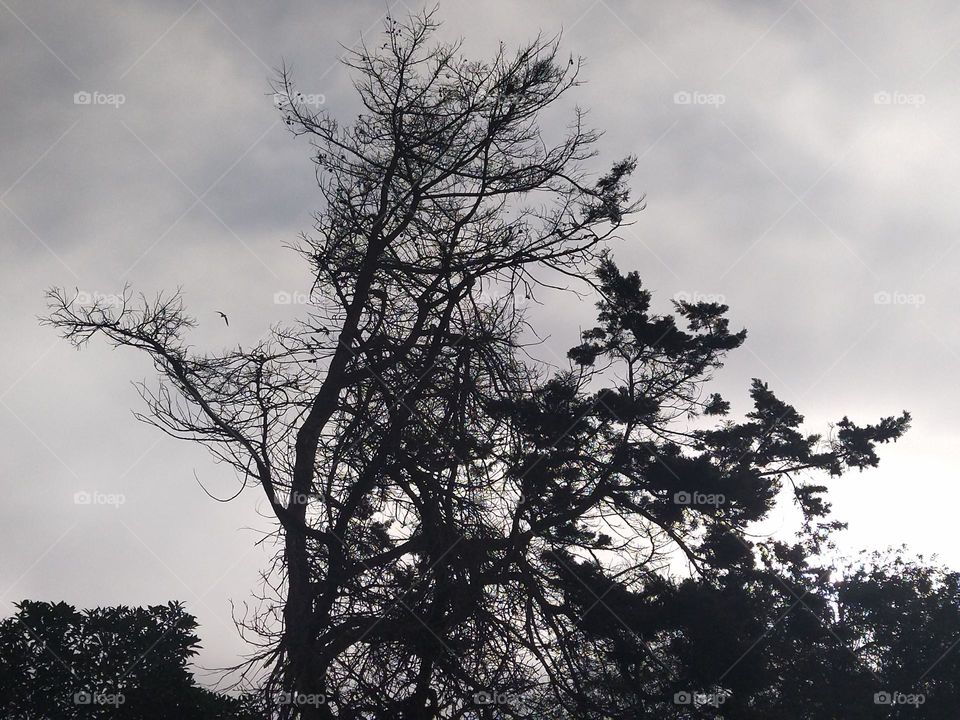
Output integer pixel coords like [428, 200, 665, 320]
[217, 311, 229, 326]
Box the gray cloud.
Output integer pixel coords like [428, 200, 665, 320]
[3, 0, 959, 681]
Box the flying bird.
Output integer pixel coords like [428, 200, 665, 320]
[217, 311, 229, 326]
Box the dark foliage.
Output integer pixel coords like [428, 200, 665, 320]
[0, 600, 259, 719]
[40, 8, 942, 719]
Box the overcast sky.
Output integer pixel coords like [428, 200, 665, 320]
[2, 0, 958, 686]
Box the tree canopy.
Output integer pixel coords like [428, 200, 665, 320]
[0, 600, 258, 719]
[41, 8, 951, 719]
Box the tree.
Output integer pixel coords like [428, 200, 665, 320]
[639, 550, 960, 719]
[0, 600, 259, 719]
[45, 8, 914, 719]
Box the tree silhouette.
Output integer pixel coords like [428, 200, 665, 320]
[0, 600, 258, 719]
[643, 550, 960, 719]
[44, 8, 919, 719]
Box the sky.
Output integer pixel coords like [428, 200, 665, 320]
[2, 0, 959, 686]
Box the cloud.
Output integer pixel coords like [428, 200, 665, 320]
[3, 0, 960, 678]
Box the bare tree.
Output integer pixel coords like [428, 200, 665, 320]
[45, 9, 909, 719]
